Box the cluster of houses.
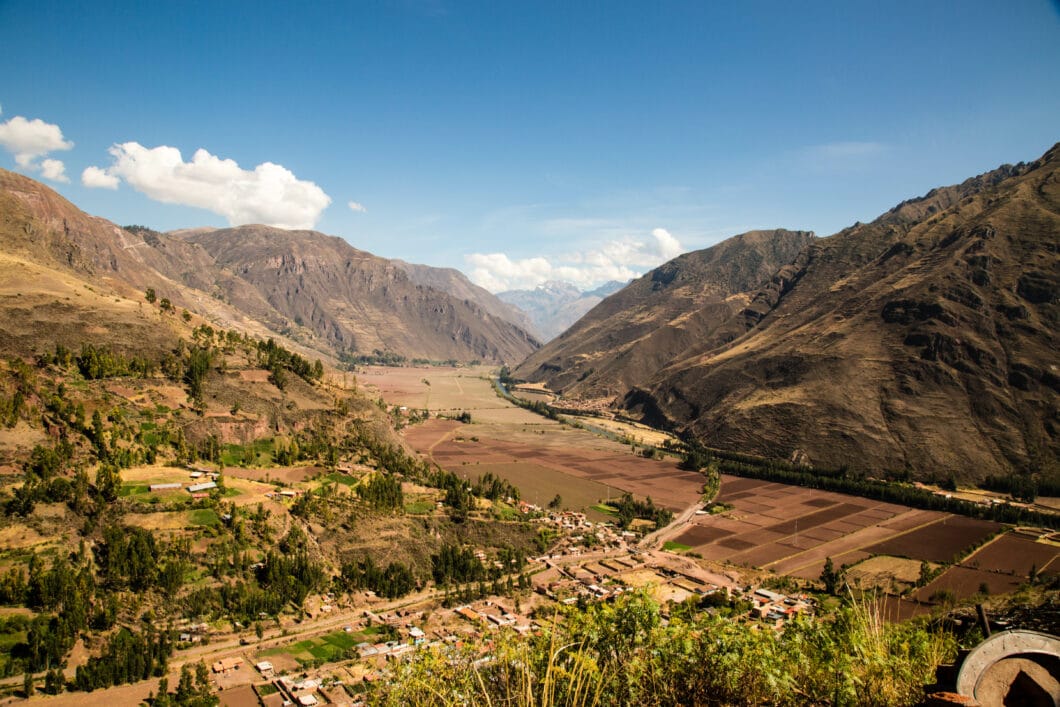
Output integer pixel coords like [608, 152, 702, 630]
[195, 493, 822, 704]
[528, 508, 638, 554]
[749, 588, 814, 626]
[146, 465, 221, 498]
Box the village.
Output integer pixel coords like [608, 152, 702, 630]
[200, 504, 815, 707]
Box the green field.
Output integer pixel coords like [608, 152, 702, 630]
[322, 472, 358, 487]
[591, 503, 618, 516]
[404, 499, 435, 514]
[262, 626, 392, 664]
[663, 541, 692, 553]
[188, 508, 220, 527]
[119, 484, 150, 497]
[221, 438, 277, 467]
[0, 628, 26, 673]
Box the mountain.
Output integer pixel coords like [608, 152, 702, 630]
[513, 231, 815, 402]
[0, 168, 281, 357]
[498, 280, 630, 342]
[181, 226, 539, 364]
[519, 145, 1060, 481]
[0, 169, 539, 365]
[394, 259, 536, 334]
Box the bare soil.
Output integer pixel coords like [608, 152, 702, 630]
[669, 475, 1000, 581]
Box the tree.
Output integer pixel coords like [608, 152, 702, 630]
[917, 561, 933, 587]
[268, 362, 286, 391]
[548, 494, 562, 510]
[95, 464, 120, 502]
[44, 668, 64, 694]
[145, 288, 157, 304]
[820, 557, 841, 595]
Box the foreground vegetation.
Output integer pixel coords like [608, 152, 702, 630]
[371, 590, 956, 707]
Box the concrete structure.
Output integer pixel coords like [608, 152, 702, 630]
[954, 630, 1060, 706]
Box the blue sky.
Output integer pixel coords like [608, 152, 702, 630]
[1, 1, 1058, 292]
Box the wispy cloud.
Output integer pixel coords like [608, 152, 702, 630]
[466, 227, 683, 292]
[348, 200, 367, 213]
[83, 142, 332, 229]
[804, 141, 887, 160]
[797, 141, 888, 174]
[0, 110, 74, 182]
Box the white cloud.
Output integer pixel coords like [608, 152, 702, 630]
[348, 200, 367, 213]
[652, 228, 682, 260]
[84, 142, 332, 229]
[39, 158, 69, 183]
[466, 227, 684, 293]
[81, 165, 119, 189]
[0, 114, 74, 172]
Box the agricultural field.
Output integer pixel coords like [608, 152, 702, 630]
[915, 566, 1025, 602]
[360, 365, 504, 416]
[911, 531, 1060, 604]
[408, 419, 705, 513]
[668, 476, 1017, 582]
[862, 515, 1001, 564]
[844, 556, 932, 591]
[368, 366, 706, 515]
[959, 531, 1059, 576]
[259, 626, 390, 666]
[369, 366, 1060, 610]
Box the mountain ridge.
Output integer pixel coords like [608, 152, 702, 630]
[515, 146, 1059, 482]
[0, 169, 539, 365]
[498, 279, 630, 342]
[513, 229, 816, 399]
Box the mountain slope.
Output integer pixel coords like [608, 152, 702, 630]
[513, 230, 815, 401]
[0, 169, 348, 361]
[498, 280, 628, 342]
[621, 146, 1059, 481]
[394, 259, 536, 335]
[185, 226, 539, 363]
[0, 169, 538, 365]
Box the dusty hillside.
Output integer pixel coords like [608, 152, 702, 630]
[621, 145, 1059, 482]
[0, 169, 538, 365]
[514, 230, 815, 400]
[185, 226, 538, 364]
[394, 259, 537, 335]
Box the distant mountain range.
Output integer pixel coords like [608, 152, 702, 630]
[0, 169, 539, 365]
[4, 140, 1057, 485]
[498, 280, 628, 341]
[515, 144, 1060, 483]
